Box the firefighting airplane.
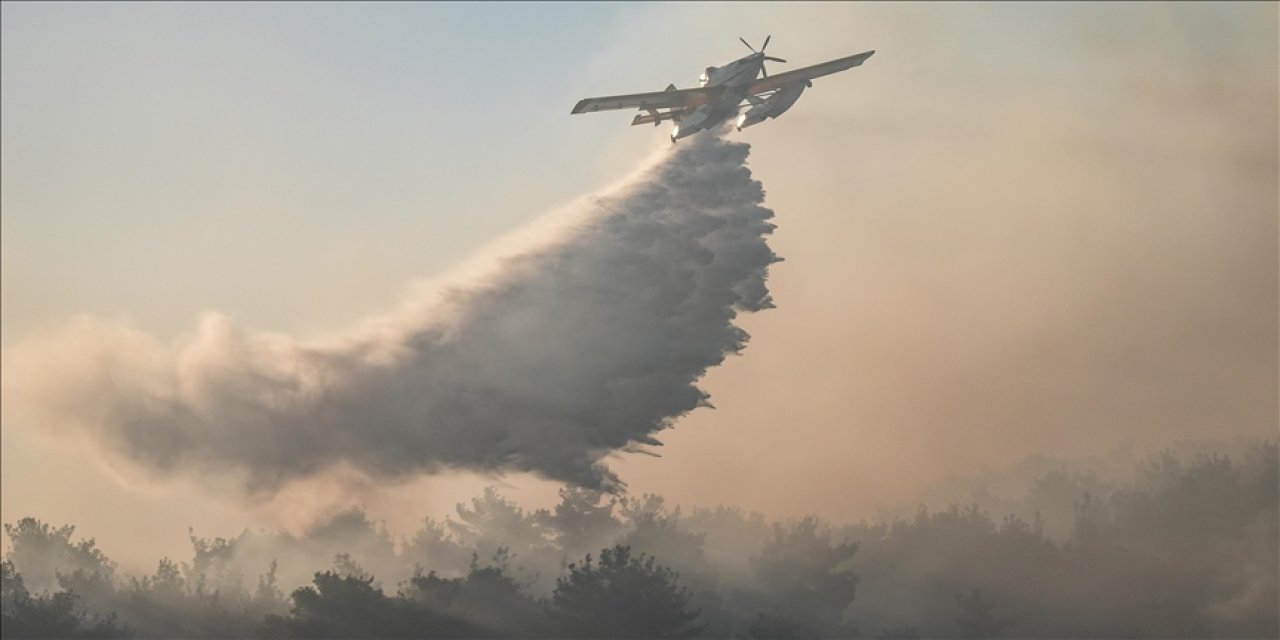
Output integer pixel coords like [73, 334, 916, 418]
[570, 36, 874, 142]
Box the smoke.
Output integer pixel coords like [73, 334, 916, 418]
[2, 133, 780, 494]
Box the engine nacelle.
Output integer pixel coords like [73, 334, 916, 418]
[736, 81, 809, 130]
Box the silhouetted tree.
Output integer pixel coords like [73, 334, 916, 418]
[298, 510, 400, 585]
[262, 549, 545, 639]
[616, 496, 733, 637]
[261, 571, 400, 639]
[448, 488, 558, 593]
[955, 589, 1010, 639]
[2, 440, 1274, 640]
[252, 560, 285, 615]
[548, 545, 703, 638]
[539, 487, 624, 559]
[1, 559, 128, 639]
[685, 506, 771, 579]
[618, 496, 708, 578]
[748, 517, 858, 638]
[401, 549, 546, 637]
[401, 517, 473, 580]
[4, 519, 116, 594]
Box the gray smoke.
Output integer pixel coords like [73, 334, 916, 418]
[3, 134, 779, 493]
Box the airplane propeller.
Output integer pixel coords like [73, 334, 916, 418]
[739, 35, 787, 77]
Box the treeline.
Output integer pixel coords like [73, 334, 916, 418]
[1, 441, 1275, 638]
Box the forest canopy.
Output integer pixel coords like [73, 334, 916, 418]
[2, 440, 1276, 639]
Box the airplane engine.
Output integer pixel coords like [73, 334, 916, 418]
[736, 80, 810, 130]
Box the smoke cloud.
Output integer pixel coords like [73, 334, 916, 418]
[2, 134, 779, 493]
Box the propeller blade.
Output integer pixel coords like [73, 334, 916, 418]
[762, 35, 771, 51]
[764, 56, 787, 63]
[738, 36, 757, 53]
[761, 65, 768, 78]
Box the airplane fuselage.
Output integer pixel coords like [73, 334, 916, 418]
[671, 53, 767, 141]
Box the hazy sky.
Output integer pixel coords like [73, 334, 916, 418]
[2, 2, 1276, 573]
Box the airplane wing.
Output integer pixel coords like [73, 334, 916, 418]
[571, 86, 723, 114]
[747, 50, 875, 95]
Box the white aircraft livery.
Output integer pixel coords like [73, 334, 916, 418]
[571, 36, 874, 142]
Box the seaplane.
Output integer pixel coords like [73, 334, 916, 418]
[571, 36, 874, 142]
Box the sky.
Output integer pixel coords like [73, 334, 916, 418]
[2, 1, 1276, 574]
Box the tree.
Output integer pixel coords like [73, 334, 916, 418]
[548, 545, 703, 638]
[449, 488, 552, 559]
[617, 495, 708, 576]
[401, 518, 473, 580]
[1, 559, 128, 639]
[264, 550, 546, 639]
[3, 519, 116, 594]
[955, 589, 1010, 639]
[261, 571, 400, 639]
[617, 496, 735, 637]
[447, 487, 558, 592]
[539, 487, 624, 558]
[748, 517, 858, 638]
[297, 509, 400, 587]
[400, 549, 546, 638]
